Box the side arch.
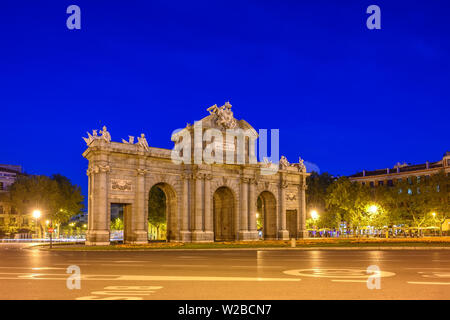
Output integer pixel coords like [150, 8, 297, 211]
[147, 181, 179, 241]
[212, 186, 237, 241]
[257, 191, 278, 239]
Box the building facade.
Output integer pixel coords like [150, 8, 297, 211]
[349, 152, 450, 186]
[0, 165, 30, 236]
[83, 103, 309, 245]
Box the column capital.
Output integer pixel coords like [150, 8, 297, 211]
[180, 172, 190, 180]
[136, 168, 147, 176]
[280, 181, 289, 189]
[241, 177, 250, 184]
[94, 164, 110, 173]
[193, 172, 204, 180]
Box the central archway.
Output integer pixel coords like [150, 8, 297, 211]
[148, 183, 178, 241]
[213, 186, 235, 241]
[257, 191, 277, 239]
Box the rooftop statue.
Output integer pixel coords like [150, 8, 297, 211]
[137, 133, 149, 151]
[122, 136, 135, 144]
[100, 126, 111, 143]
[279, 155, 289, 169]
[83, 127, 110, 146]
[297, 156, 306, 172]
[207, 102, 237, 130]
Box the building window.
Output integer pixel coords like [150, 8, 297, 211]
[361, 182, 366, 186]
[0, 217, 4, 224]
[408, 188, 412, 195]
[0, 206, 3, 214]
[378, 181, 384, 186]
[0, 182, 3, 190]
[11, 207, 17, 214]
[387, 180, 393, 187]
[10, 217, 16, 223]
[370, 181, 375, 188]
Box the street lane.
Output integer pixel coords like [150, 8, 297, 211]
[0, 243, 449, 299]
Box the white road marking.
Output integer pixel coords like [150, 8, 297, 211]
[408, 281, 450, 285]
[0, 272, 301, 282]
[100, 264, 145, 267]
[231, 265, 285, 269]
[161, 264, 211, 268]
[331, 280, 368, 283]
[0, 267, 65, 270]
[283, 268, 396, 278]
[405, 267, 450, 269]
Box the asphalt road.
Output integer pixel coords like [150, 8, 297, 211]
[0, 243, 449, 300]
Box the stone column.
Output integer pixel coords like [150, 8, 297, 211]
[238, 177, 250, 240]
[86, 164, 110, 245]
[192, 172, 206, 242]
[247, 178, 259, 240]
[278, 180, 289, 240]
[204, 174, 213, 241]
[127, 168, 147, 244]
[298, 179, 308, 238]
[180, 173, 191, 242]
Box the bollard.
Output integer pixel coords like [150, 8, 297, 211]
[290, 238, 296, 248]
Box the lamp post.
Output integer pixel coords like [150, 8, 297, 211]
[32, 210, 41, 239]
[310, 210, 319, 237]
[431, 212, 437, 236]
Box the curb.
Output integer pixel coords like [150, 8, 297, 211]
[31, 246, 450, 252]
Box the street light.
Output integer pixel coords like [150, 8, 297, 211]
[32, 210, 41, 239]
[368, 205, 379, 214]
[310, 210, 319, 220]
[32, 210, 41, 219]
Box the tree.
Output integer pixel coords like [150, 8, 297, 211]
[306, 171, 335, 215]
[148, 186, 167, 240]
[427, 170, 450, 235]
[8, 174, 84, 232]
[110, 218, 124, 231]
[325, 177, 372, 235]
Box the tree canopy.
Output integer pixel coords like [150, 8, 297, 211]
[8, 174, 84, 225]
[306, 170, 449, 234]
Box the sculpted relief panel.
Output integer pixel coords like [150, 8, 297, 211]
[111, 179, 132, 191]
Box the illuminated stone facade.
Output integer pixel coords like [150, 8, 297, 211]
[82, 105, 309, 245]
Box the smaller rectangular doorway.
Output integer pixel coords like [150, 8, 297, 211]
[286, 210, 298, 239]
[110, 203, 132, 242]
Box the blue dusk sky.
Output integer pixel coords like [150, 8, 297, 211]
[1, 0, 449, 196]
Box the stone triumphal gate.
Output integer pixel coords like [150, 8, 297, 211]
[83, 103, 309, 245]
